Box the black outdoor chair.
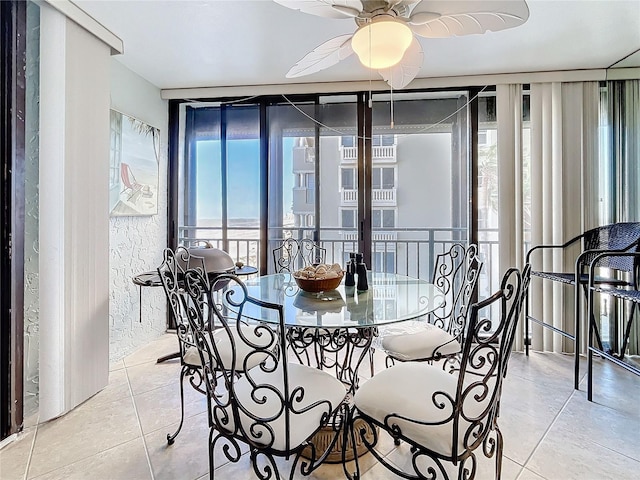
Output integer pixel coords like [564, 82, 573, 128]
[179, 269, 348, 480]
[381, 243, 483, 367]
[272, 237, 326, 273]
[525, 222, 640, 389]
[346, 266, 530, 480]
[586, 250, 640, 401]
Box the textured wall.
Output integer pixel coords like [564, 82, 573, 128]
[23, 1, 40, 418]
[109, 193, 167, 362]
[108, 59, 168, 363]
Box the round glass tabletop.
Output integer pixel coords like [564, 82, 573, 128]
[235, 272, 444, 329]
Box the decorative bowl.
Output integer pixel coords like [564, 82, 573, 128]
[293, 272, 344, 293]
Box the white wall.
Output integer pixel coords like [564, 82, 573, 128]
[109, 59, 169, 362]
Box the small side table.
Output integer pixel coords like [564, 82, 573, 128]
[132, 271, 162, 323]
[234, 265, 258, 276]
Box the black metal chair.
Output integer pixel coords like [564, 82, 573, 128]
[586, 250, 640, 401]
[180, 269, 348, 480]
[272, 237, 326, 273]
[272, 237, 340, 370]
[157, 247, 264, 446]
[157, 247, 209, 445]
[381, 243, 483, 367]
[525, 222, 640, 389]
[346, 266, 529, 480]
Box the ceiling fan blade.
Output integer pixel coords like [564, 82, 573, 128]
[378, 37, 423, 89]
[273, 0, 363, 19]
[408, 12, 441, 25]
[332, 5, 362, 17]
[409, 0, 529, 38]
[286, 34, 354, 78]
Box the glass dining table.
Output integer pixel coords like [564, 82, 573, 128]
[233, 271, 445, 393]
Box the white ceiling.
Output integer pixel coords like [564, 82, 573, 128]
[73, 0, 640, 91]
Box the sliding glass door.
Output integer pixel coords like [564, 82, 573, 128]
[174, 90, 476, 279]
[180, 104, 262, 266]
[369, 92, 471, 278]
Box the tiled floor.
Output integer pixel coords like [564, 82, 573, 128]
[1, 333, 639, 480]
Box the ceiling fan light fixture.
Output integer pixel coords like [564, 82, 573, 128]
[351, 17, 413, 69]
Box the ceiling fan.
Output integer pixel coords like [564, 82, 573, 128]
[274, 0, 530, 89]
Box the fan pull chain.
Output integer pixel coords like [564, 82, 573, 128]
[390, 85, 394, 129]
[368, 22, 373, 109]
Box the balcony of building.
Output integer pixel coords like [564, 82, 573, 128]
[340, 188, 397, 206]
[339, 144, 397, 163]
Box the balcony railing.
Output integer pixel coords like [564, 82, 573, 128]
[374, 188, 396, 204]
[178, 225, 504, 302]
[341, 230, 398, 243]
[341, 188, 396, 205]
[340, 145, 397, 162]
[341, 189, 358, 204]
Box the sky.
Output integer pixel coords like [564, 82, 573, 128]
[195, 137, 294, 222]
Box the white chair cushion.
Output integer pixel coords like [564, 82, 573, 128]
[182, 324, 270, 371]
[381, 323, 461, 361]
[217, 362, 346, 451]
[354, 362, 491, 457]
[182, 345, 202, 366]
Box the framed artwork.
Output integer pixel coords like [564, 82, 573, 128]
[109, 110, 160, 216]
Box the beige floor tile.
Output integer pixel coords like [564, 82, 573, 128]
[133, 379, 207, 435]
[123, 334, 178, 368]
[501, 456, 525, 480]
[499, 410, 550, 467]
[517, 468, 547, 480]
[146, 411, 246, 480]
[126, 360, 181, 396]
[526, 419, 640, 480]
[13, 350, 640, 480]
[86, 368, 131, 409]
[28, 437, 151, 480]
[109, 359, 125, 372]
[205, 451, 254, 480]
[502, 361, 575, 414]
[0, 428, 36, 480]
[498, 374, 572, 465]
[359, 460, 404, 479]
[579, 357, 640, 417]
[541, 393, 640, 463]
[27, 396, 141, 478]
[508, 352, 586, 390]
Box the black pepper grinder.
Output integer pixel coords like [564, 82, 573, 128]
[355, 252, 368, 291]
[345, 253, 356, 287]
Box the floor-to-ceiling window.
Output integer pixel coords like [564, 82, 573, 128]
[597, 80, 640, 360]
[179, 104, 262, 267]
[172, 90, 480, 279]
[369, 92, 470, 279]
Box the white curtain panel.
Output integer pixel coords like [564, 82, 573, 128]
[497, 84, 524, 349]
[498, 82, 599, 353]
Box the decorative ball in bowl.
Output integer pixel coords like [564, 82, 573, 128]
[293, 263, 344, 293]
